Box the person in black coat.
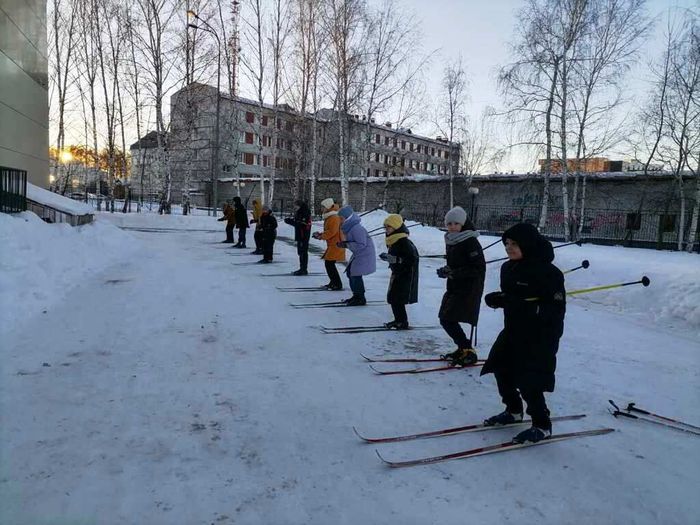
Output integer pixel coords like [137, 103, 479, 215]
[436, 206, 486, 366]
[284, 200, 312, 275]
[378, 214, 419, 330]
[481, 223, 566, 444]
[232, 196, 249, 248]
[258, 205, 277, 263]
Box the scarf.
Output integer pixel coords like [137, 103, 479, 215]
[445, 230, 479, 246]
[385, 232, 408, 247]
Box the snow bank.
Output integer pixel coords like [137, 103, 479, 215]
[26, 183, 94, 215]
[0, 212, 137, 331]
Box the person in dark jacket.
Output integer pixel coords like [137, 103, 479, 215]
[258, 205, 277, 263]
[481, 223, 566, 444]
[250, 199, 263, 254]
[437, 206, 486, 366]
[217, 201, 236, 243]
[232, 196, 249, 248]
[284, 200, 312, 275]
[378, 214, 419, 329]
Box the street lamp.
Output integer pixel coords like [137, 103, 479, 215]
[468, 186, 479, 221]
[187, 10, 221, 217]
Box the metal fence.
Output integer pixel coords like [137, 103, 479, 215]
[408, 203, 700, 251]
[0, 166, 27, 213]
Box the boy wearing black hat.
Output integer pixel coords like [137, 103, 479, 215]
[284, 200, 312, 275]
[258, 205, 277, 263]
[481, 223, 566, 443]
[232, 196, 249, 248]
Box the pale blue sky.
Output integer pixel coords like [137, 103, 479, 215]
[376, 0, 696, 171]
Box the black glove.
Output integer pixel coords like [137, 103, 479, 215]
[436, 266, 452, 279]
[379, 252, 399, 264]
[485, 292, 507, 309]
[284, 217, 295, 226]
[336, 241, 348, 248]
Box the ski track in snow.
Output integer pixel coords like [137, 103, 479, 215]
[1, 210, 699, 524]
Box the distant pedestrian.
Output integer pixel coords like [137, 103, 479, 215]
[217, 201, 236, 243]
[232, 196, 249, 248]
[284, 200, 312, 275]
[251, 199, 263, 254]
[312, 198, 345, 290]
[258, 205, 277, 264]
[379, 214, 419, 329]
[337, 205, 376, 306]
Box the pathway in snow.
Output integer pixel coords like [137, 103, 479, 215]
[1, 220, 699, 524]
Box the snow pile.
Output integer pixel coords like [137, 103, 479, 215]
[26, 183, 94, 215]
[0, 211, 137, 331]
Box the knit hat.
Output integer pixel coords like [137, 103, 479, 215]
[320, 198, 334, 210]
[338, 205, 354, 219]
[444, 206, 467, 226]
[383, 214, 403, 230]
[233, 196, 241, 203]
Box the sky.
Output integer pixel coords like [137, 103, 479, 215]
[370, 0, 697, 171]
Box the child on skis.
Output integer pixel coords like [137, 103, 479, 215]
[481, 223, 566, 444]
[251, 199, 263, 255]
[336, 205, 376, 306]
[312, 198, 345, 290]
[437, 206, 486, 366]
[284, 200, 312, 276]
[379, 214, 419, 330]
[257, 205, 278, 264]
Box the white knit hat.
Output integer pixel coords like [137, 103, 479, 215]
[444, 206, 467, 226]
[320, 198, 334, 210]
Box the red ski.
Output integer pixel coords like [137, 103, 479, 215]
[354, 414, 587, 444]
[376, 428, 615, 468]
[369, 361, 485, 375]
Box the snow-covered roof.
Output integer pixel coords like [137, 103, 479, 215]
[26, 183, 94, 216]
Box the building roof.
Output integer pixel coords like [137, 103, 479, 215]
[129, 131, 167, 151]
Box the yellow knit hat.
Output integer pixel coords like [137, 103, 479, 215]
[383, 214, 404, 230]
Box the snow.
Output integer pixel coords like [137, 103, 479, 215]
[26, 183, 95, 216]
[1, 208, 699, 524]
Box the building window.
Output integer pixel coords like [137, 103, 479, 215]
[243, 152, 256, 165]
[401, 140, 406, 150]
[445, 151, 450, 160]
[246, 112, 254, 123]
[262, 115, 268, 126]
[285, 121, 294, 132]
[277, 118, 283, 130]
[392, 156, 397, 166]
[245, 132, 254, 144]
[416, 144, 421, 154]
[393, 138, 397, 147]
[375, 169, 381, 177]
[384, 136, 390, 146]
[222, 164, 233, 172]
[374, 152, 380, 162]
[263, 155, 269, 167]
[410, 143, 415, 152]
[431, 147, 435, 156]
[400, 158, 405, 167]
[375, 134, 380, 144]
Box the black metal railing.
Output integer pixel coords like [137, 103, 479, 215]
[0, 166, 27, 213]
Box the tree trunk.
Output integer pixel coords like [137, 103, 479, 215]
[560, 56, 570, 241]
[687, 174, 700, 252]
[338, 112, 348, 204]
[539, 58, 560, 232]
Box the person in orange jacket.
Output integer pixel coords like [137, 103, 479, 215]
[312, 198, 345, 290]
[217, 201, 236, 243]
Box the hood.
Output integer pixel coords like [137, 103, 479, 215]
[340, 213, 360, 233]
[502, 223, 554, 262]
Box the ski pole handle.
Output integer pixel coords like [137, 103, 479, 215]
[563, 260, 590, 275]
[567, 276, 650, 296]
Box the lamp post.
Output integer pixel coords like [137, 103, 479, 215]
[468, 186, 479, 221]
[187, 10, 221, 217]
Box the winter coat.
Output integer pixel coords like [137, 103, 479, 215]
[252, 201, 263, 230]
[320, 208, 345, 262]
[438, 223, 486, 325]
[218, 204, 236, 226]
[284, 203, 312, 242]
[481, 223, 566, 393]
[234, 203, 249, 229]
[259, 213, 278, 240]
[386, 226, 419, 305]
[341, 213, 376, 276]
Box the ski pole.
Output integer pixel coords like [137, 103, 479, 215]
[608, 400, 700, 436]
[482, 238, 502, 251]
[566, 276, 650, 296]
[422, 238, 507, 259]
[626, 403, 700, 431]
[563, 259, 590, 275]
[359, 205, 383, 218]
[370, 222, 424, 238]
[487, 239, 584, 264]
[523, 276, 650, 302]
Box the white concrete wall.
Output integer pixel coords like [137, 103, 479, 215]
[0, 0, 49, 188]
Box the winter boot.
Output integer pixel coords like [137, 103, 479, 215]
[257, 259, 271, 264]
[442, 348, 478, 366]
[483, 410, 524, 427]
[344, 295, 367, 306]
[512, 426, 552, 444]
[384, 320, 409, 330]
[292, 269, 308, 276]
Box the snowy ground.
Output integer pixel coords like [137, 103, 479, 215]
[1, 209, 699, 524]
